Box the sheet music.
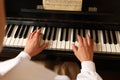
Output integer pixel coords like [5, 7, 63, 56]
[43, 0, 82, 11]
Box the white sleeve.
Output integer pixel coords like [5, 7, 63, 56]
[0, 51, 31, 77]
[77, 61, 103, 80]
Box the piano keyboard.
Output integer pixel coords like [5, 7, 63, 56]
[3, 24, 120, 54]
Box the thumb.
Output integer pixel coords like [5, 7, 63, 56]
[39, 42, 49, 52]
[72, 43, 78, 54]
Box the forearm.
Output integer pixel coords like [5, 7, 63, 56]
[77, 61, 103, 80]
[0, 51, 31, 76]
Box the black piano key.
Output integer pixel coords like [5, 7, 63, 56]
[7, 24, 15, 37]
[53, 27, 57, 40]
[107, 30, 112, 44]
[102, 30, 107, 44]
[60, 27, 64, 41]
[19, 25, 26, 38]
[90, 29, 93, 39]
[43, 27, 48, 40]
[48, 27, 53, 40]
[78, 29, 80, 35]
[112, 30, 117, 44]
[73, 28, 76, 42]
[14, 25, 21, 38]
[5, 24, 11, 35]
[32, 26, 37, 32]
[23, 25, 30, 38]
[95, 30, 99, 43]
[83, 29, 86, 37]
[65, 28, 68, 41]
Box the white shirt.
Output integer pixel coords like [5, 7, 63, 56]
[0, 51, 103, 80]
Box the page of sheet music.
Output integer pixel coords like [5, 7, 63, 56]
[43, 0, 82, 11]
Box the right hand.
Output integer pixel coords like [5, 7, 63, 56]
[72, 35, 94, 62]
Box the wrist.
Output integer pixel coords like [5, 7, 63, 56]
[81, 61, 96, 72]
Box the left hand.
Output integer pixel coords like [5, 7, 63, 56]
[24, 29, 49, 57]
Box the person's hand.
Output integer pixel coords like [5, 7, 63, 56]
[24, 29, 49, 57]
[72, 35, 94, 62]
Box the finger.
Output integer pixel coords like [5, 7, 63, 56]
[83, 37, 88, 47]
[72, 43, 78, 54]
[77, 35, 83, 47]
[30, 30, 37, 39]
[86, 34, 91, 46]
[91, 39, 94, 48]
[27, 32, 32, 39]
[39, 42, 49, 52]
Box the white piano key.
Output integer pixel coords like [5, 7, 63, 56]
[70, 28, 73, 50]
[52, 28, 59, 49]
[92, 30, 98, 52]
[99, 30, 106, 52]
[115, 31, 120, 53]
[9, 25, 19, 47]
[5, 25, 13, 46]
[57, 28, 62, 49]
[65, 28, 71, 50]
[110, 31, 116, 53]
[48, 27, 54, 49]
[18, 26, 27, 47]
[60, 28, 66, 49]
[23, 26, 34, 47]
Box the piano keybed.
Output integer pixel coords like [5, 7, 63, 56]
[3, 21, 120, 55]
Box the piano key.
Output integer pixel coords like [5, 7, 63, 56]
[5, 24, 11, 35]
[111, 30, 117, 44]
[61, 28, 66, 49]
[32, 26, 37, 32]
[5, 25, 16, 46]
[74, 29, 78, 46]
[48, 27, 55, 49]
[57, 28, 62, 49]
[14, 25, 23, 47]
[115, 31, 120, 53]
[92, 30, 98, 52]
[99, 30, 106, 52]
[78, 28, 80, 35]
[95, 30, 99, 43]
[90, 29, 93, 39]
[60, 27, 64, 41]
[52, 28, 59, 49]
[53, 27, 57, 40]
[19, 25, 26, 38]
[18, 26, 27, 47]
[9, 25, 19, 47]
[105, 30, 111, 52]
[14, 25, 22, 38]
[107, 30, 112, 44]
[43, 27, 48, 40]
[66, 28, 71, 50]
[70, 28, 74, 49]
[102, 30, 107, 44]
[83, 28, 86, 37]
[7, 24, 15, 37]
[96, 30, 102, 52]
[48, 27, 53, 40]
[23, 25, 30, 38]
[65, 28, 69, 41]
[23, 26, 34, 47]
[73, 28, 76, 42]
[110, 31, 116, 53]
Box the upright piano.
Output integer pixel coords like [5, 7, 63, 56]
[1, 0, 120, 69]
